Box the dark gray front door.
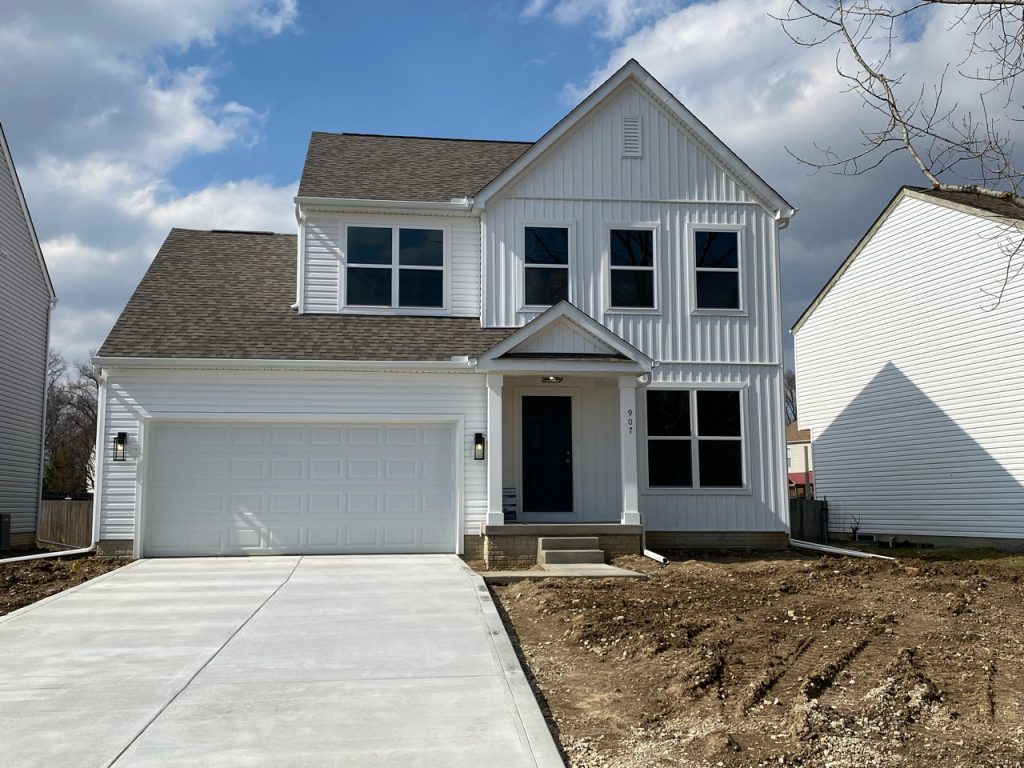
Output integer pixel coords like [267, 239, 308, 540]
[522, 396, 573, 513]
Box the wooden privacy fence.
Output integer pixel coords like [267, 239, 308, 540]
[38, 500, 93, 548]
[789, 498, 829, 544]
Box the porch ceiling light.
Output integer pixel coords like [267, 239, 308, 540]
[473, 432, 486, 460]
[542, 376, 564, 384]
[113, 432, 128, 462]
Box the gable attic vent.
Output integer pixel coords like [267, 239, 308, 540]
[622, 116, 642, 157]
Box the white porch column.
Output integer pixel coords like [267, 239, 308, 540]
[486, 373, 504, 526]
[618, 376, 641, 525]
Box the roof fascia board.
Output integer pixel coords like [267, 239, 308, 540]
[473, 60, 795, 220]
[791, 188, 908, 334]
[478, 301, 653, 368]
[904, 188, 1024, 226]
[295, 195, 475, 214]
[93, 356, 479, 373]
[0, 123, 56, 301]
[477, 358, 647, 373]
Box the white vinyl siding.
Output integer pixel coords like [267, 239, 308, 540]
[480, 83, 780, 365]
[501, 377, 623, 523]
[0, 134, 50, 536]
[795, 194, 1024, 540]
[300, 211, 480, 316]
[96, 369, 488, 543]
[640, 364, 788, 533]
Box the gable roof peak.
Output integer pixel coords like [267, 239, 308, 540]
[473, 58, 795, 219]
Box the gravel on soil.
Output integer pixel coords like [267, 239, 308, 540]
[491, 550, 1024, 768]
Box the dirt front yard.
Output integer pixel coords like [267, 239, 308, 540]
[491, 550, 1024, 768]
[0, 554, 126, 616]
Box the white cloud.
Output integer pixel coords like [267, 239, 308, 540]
[525, 0, 676, 38]
[0, 1, 299, 363]
[563, 0, 1022, 363]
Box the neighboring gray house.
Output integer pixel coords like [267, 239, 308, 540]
[794, 187, 1024, 548]
[93, 60, 796, 561]
[0, 123, 56, 549]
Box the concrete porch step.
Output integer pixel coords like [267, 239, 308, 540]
[539, 549, 605, 565]
[537, 536, 600, 551]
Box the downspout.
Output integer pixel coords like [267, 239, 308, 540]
[3, 361, 103, 565]
[34, 295, 56, 549]
[633, 372, 669, 565]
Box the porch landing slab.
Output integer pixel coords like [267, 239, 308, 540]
[482, 524, 643, 536]
[481, 563, 646, 583]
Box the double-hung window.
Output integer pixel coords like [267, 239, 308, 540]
[693, 230, 740, 310]
[646, 389, 744, 488]
[609, 228, 654, 308]
[524, 226, 569, 306]
[346, 226, 444, 308]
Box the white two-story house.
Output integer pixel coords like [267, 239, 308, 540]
[93, 60, 796, 562]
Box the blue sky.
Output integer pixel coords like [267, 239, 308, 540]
[0, 0, 997, 367]
[164, 2, 617, 190]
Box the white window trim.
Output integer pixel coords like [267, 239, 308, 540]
[604, 223, 661, 315]
[341, 220, 451, 314]
[687, 221, 746, 317]
[520, 221, 574, 312]
[640, 382, 751, 496]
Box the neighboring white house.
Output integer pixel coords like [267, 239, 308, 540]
[0, 122, 56, 549]
[92, 60, 796, 560]
[794, 186, 1024, 547]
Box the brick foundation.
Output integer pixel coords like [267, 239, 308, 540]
[470, 525, 644, 568]
[96, 540, 135, 558]
[645, 530, 790, 551]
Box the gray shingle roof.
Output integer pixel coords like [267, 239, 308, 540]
[98, 229, 515, 361]
[297, 132, 532, 202]
[915, 187, 1024, 222]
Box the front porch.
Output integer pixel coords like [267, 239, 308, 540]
[470, 302, 653, 567]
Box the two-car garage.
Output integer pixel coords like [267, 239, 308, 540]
[141, 421, 458, 557]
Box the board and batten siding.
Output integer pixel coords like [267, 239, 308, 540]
[640, 364, 789, 533]
[500, 376, 623, 522]
[795, 194, 1024, 540]
[96, 369, 488, 542]
[300, 211, 481, 316]
[0, 133, 51, 537]
[481, 81, 783, 367]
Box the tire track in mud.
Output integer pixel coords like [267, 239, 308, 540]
[741, 636, 816, 714]
[801, 634, 872, 700]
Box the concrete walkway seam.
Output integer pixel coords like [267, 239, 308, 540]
[105, 556, 304, 768]
[457, 559, 566, 768]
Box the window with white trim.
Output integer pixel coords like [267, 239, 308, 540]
[646, 389, 743, 488]
[694, 230, 740, 310]
[610, 228, 654, 308]
[524, 226, 568, 306]
[346, 226, 444, 308]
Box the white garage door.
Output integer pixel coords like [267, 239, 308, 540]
[143, 421, 457, 556]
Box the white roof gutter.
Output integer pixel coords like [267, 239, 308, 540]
[294, 195, 474, 213]
[92, 356, 479, 373]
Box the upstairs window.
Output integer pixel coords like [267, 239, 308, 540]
[524, 226, 569, 306]
[694, 230, 740, 310]
[610, 228, 654, 308]
[646, 389, 744, 489]
[347, 226, 444, 309]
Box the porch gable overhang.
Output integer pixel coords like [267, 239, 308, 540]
[475, 301, 652, 374]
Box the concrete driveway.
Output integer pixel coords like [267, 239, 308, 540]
[0, 555, 563, 767]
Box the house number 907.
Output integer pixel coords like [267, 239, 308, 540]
[625, 408, 633, 434]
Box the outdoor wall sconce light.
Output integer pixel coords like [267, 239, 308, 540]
[542, 375, 564, 384]
[473, 433, 486, 461]
[113, 432, 128, 462]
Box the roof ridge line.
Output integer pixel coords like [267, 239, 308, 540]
[311, 130, 534, 145]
